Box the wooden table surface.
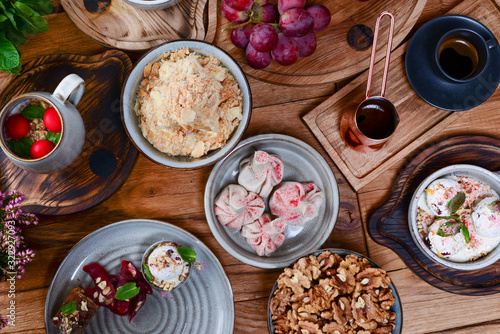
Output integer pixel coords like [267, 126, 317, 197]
[1, 0, 500, 333]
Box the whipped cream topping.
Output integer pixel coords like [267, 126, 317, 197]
[147, 243, 190, 291]
[472, 197, 500, 238]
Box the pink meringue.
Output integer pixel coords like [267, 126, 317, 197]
[238, 150, 284, 197]
[214, 184, 265, 229]
[241, 213, 287, 256]
[269, 181, 324, 226]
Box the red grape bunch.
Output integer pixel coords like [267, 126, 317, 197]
[221, 0, 331, 69]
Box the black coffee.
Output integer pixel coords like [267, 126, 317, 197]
[438, 38, 479, 79]
[356, 98, 398, 140]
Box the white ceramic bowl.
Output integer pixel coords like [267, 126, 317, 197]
[121, 40, 252, 169]
[408, 164, 500, 270]
[122, 0, 182, 10]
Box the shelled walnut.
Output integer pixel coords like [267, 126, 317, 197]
[270, 251, 397, 334]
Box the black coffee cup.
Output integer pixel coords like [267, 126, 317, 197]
[435, 28, 496, 83]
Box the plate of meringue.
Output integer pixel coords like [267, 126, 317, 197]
[204, 134, 339, 268]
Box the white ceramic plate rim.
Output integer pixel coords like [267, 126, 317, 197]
[408, 164, 500, 270]
[44, 219, 234, 333]
[204, 134, 340, 269]
[121, 40, 252, 169]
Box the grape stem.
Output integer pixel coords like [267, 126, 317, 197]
[222, 10, 281, 32]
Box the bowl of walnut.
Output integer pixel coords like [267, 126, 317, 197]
[268, 249, 402, 334]
[121, 40, 252, 169]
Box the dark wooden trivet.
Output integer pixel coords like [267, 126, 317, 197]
[0, 50, 138, 215]
[368, 135, 500, 296]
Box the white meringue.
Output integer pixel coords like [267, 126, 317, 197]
[241, 213, 287, 256]
[214, 184, 265, 229]
[238, 150, 284, 197]
[269, 182, 324, 226]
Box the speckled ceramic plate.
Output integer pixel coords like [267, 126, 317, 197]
[44, 219, 234, 333]
[204, 134, 340, 269]
[267, 249, 403, 334]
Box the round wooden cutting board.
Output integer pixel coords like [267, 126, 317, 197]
[215, 0, 427, 85]
[61, 0, 218, 50]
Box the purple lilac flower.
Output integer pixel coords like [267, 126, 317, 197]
[0, 190, 38, 283]
[0, 313, 7, 329]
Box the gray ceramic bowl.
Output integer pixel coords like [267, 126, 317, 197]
[141, 240, 192, 292]
[267, 248, 403, 334]
[121, 40, 252, 169]
[122, 0, 182, 10]
[204, 134, 340, 269]
[408, 164, 500, 270]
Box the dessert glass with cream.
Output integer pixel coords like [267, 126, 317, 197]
[141, 241, 191, 291]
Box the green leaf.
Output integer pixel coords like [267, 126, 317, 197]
[0, 36, 20, 73]
[115, 282, 140, 301]
[436, 220, 461, 237]
[17, 0, 54, 16]
[6, 28, 27, 45]
[488, 200, 500, 213]
[142, 263, 153, 283]
[21, 104, 45, 119]
[447, 192, 466, 214]
[177, 247, 196, 263]
[0, 14, 8, 22]
[0, 1, 17, 29]
[45, 131, 60, 145]
[461, 224, 470, 244]
[61, 301, 77, 315]
[435, 214, 459, 221]
[9, 137, 33, 159]
[12, 2, 48, 34]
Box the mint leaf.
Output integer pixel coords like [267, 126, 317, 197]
[461, 224, 470, 244]
[142, 263, 153, 283]
[488, 200, 500, 213]
[61, 301, 76, 315]
[9, 137, 33, 159]
[436, 220, 461, 237]
[0, 36, 20, 73]
[177, 247, 196, 263]
[115, 282, 140, 301]
[18, 0, 54, 16]
[447, 192, 466, 214]
[45, 131, 60, 145]
[21, 105, 45, 119]
[12, 2, 48, 34]
[435, 214, 459, 221]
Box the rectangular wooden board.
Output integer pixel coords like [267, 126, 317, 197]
[302, 0, 500, 191]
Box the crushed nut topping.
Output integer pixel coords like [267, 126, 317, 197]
[134, 47, 243, 158]
[269, 251, 397, 334]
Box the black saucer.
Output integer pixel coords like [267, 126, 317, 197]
[405, 15, 500, 111]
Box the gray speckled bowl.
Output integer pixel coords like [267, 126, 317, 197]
[121, 40, 252, 169]
[408, 164, 500, 271]
[267, 249, 403, 334]
[204, 134, 340, 269]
